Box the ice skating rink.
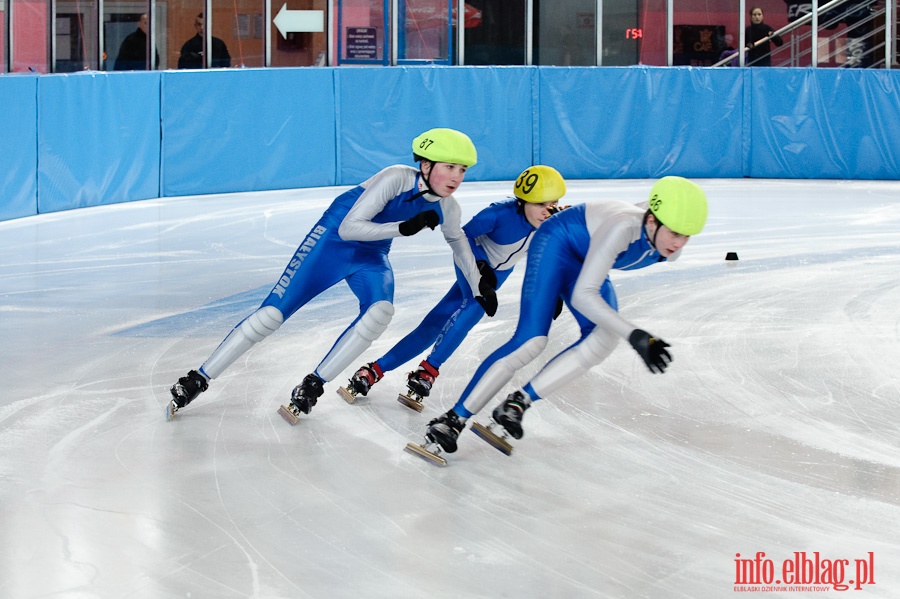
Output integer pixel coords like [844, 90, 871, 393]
[2, 178, 900, 599]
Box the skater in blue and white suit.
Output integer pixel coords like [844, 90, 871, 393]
[420, 176, 709, 455]
[167, 128, 494, 422]
[343, 166, 567, 406]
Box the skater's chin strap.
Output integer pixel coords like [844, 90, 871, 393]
[643, 210, 663, 252]
[408, 161, 443, 201]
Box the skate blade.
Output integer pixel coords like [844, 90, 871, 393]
[471, 421, 514, 455]
[397, 393, 424, 412]
[337, 386, 358, 404]
[404, 442, 447, 466]
[277, 404, 300, 425]
[165, 402, 178, 422]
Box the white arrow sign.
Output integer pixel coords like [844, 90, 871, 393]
[273, 4, 324, 38]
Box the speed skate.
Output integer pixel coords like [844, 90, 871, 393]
[471, 420, 514, 455]
[397, 391, 425, 412]
[337, 384, 360, 404]
[277, 403, 302, 425]
[404, 441, 447, 466]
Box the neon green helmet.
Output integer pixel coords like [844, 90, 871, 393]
[648, 176, 708, 236]
[513, 165, 567, 204]
[412, 128, 477, 167]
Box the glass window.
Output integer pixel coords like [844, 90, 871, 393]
[464, 0, 525, 65]
[271, 0, 327, 67]
[337, 0, 388, 64]
[12, 0, 49, 72]
[56, 0, 99, 71]
[1, 0, 7, 72]
[104, 3, 155, 71]
[399, 0, 452, 63]
[534, 0, 596, 65]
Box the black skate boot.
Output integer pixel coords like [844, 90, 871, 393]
[425, 410, 467, 453]
[398, 360, 439, 412]
[277, 373, 325, 425]
[167, 370, 208, 421]
[337, 362, 383, 404]
[492, 390, 531, 440]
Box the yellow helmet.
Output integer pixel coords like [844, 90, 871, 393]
[513, 165, 567, 203]
[412, 128, 478, 167]
[648, 176, 708, 236]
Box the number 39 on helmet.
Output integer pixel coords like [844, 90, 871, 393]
[514, 165, 567, 204]
[648, 176, 708, 236]
[412, 128, 478, 167]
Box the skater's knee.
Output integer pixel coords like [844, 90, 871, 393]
[240, 306, 284, 342]
[356, 301, 394, 341]
[506, 336, 548, 369]
[581, 330, 618, 362]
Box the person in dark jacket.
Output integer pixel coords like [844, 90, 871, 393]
[113, 14, 159, 71]
[178, 12, 231, 69]
[745, 7, 783, 66]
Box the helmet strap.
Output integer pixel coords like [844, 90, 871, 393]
[418, 160, 440, 197]
[645, 211, 662, 249]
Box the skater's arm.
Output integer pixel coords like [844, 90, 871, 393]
[571, 216, 638, 339]
[440, 198, 482, 297]
[339, 167, 411, 241]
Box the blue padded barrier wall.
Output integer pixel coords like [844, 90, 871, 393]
[161, 68, 337, 196]
[536, 67, 746, 179]
[2, 66, 899, 223]
[37, 71, 161, 214]
[750, 68, 900, 179]
[336, 66, 534, 185]
[0, 76, 39, 220]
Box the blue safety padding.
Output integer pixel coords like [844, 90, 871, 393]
[0, 76, 39, 220]
[335, 66, 534, 184]
[36, 71, 161, 214]
[161, 68, 337, 196]
[749, 68, 900, 179]
[537, 66, 745, 179]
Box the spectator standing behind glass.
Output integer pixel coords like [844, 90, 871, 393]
[113, 14, 159, 71]
[178, 12, 231, 69]
[745, 7, 783, 66]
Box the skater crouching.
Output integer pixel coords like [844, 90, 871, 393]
[339, 166, 567, 411]
[167, 128, 495, 423]
[407, 176, 708, 464]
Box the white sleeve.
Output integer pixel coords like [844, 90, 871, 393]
[570, 215, 639, 340]
[439, 197, 481, 297]
[338, 168, 409, 242]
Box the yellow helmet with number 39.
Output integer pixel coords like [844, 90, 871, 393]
[513, 165, 567, 204]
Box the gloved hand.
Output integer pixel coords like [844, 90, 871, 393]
[547, 204, 569, 216]
[476, 260, 497, 290]
[476, 282, 498, 317]
[553, 297, 564, 320]
[628, 329, 671, 373]
[399, 210, 439, 236]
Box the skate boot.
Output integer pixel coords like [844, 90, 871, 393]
[398, 360, 439, 412]
[337, 362, 384, 404]
[405, 410, 467, 466]
[166, 370, 208, 421]
[471, 391, 531, 455]
[277, 373, 325, 425]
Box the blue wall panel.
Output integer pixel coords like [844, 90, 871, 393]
[537, 67, 745, 179]
[0, 76, 38, 220]
[336, 66, 533, 184]
[161, 68, 337, 196]
[37, 72, 161, 214]
[750, 69, 900, 179]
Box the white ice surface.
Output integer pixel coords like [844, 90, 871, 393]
[1, 179, 899, 598]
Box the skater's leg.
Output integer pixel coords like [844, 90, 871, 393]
[425, 269, 510, 369]
[376, 284, 464, 373]
[522, 278, 620, 400]
[313, 255, 395, 382]
[200, 306, 284, 379]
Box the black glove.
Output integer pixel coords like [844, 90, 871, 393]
[547, 204, 569, 216]
[553, 297, 564, 320]
[476, 260, 497, 290]
[628, 329, 671, 374]
[399, 210, 439, 236]
[476, 282, 498, 317]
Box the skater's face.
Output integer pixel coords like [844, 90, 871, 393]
[523, 200, 558, 228]
[650, 214, 690, 257]
[750, 8, 764, 24]
[421, 161, 468, 197]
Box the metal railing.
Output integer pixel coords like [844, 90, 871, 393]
[712, 0, 893, 68]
